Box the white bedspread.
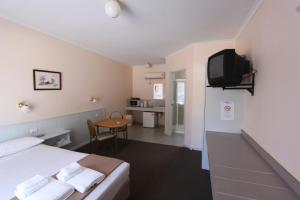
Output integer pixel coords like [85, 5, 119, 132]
[0, 144, 129, 200]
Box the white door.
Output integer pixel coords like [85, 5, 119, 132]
[173, 79, 185, 134]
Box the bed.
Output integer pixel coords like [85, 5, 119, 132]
[0, 143, 130, 200]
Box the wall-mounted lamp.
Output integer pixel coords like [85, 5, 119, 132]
[18, 101, 31, 113]
[90, 97, 99, 103]
[146, 62, 152, 68]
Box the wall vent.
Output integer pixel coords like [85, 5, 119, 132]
[144, 72, 165, 79]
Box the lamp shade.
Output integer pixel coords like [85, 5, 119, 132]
[20, 105, 31, 113]
[105, 0, 121, 18]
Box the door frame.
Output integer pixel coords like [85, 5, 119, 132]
[168, 69, 187, 137]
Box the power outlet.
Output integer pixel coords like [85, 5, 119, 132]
[95, 113, 99, 117]
[29, 128, 39, 136]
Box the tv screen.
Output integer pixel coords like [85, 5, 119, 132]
[209, 54, 224, 79]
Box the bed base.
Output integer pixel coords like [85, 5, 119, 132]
[112, 179, 130, 200]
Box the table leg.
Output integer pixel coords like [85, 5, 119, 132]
[126, 125, 128, 140]
[123, 128, 126, 140]
[114, 128, 118, 154]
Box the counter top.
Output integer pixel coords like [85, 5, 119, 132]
[206, 131, 299, 200]
[126, 106, 165, 113]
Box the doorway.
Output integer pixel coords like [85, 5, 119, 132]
[170, 70, 186, 135]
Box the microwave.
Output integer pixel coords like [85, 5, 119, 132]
[128, 99, 141, 107]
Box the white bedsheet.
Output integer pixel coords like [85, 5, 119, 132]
[0, 144, 129, 200]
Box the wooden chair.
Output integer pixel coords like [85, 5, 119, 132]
[87, 120, 117, 153]
[109, 111, 128, 140]
[109, 111, 124, 119]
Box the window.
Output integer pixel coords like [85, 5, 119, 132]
[176, 81, 185, 105]
[153, 83, 163, 99]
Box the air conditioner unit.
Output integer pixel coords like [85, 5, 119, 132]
[144, 72, 165, 79]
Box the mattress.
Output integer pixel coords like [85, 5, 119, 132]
[0, 144, 129, 200]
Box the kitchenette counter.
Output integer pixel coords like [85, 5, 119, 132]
[126, 106, 165, 113]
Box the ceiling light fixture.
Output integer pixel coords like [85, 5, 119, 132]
[105, 0, 121, 18]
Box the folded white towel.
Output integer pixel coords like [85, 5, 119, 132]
[67, 168, 105, 193]
[56, 173, 70, 182]
[25, 178, 74, 200]
[15, 189, 27, 200]
[56, 162, 83, 182]
[16, 175, 48, 197]
[60, 162, 82, 177]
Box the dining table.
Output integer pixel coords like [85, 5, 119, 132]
[94, 118, 129, 140]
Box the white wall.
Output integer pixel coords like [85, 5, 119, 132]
[132, 65, 166, 99]
[131, 65, 166, 126]
[236, 0, 300, 181]
[166, 47, 197, 148]
[0, 109, 105, 149]
[132, 47, 195, 148]
[203, 88, 244, 170]
[205, 88, 244, 133]
[0, 18, 132, 126]
[132, 40, 238, 150]
[192, 40, 237, 150]
[191, 40, 246, 170]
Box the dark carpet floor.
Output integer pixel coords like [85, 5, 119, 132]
[76, 139, 212, 200]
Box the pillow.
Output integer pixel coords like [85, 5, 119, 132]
[0, 137, 44, 158]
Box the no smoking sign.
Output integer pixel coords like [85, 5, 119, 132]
[221, 101, 234, 120]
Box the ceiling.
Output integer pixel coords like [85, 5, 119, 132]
[0, 0, 259, 65]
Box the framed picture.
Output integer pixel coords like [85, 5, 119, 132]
[33, 69, 62, 90]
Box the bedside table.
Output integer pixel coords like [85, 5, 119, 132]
[38, 129, 71, 148]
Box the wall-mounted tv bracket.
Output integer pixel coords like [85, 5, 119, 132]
[207, 70, 257, 96]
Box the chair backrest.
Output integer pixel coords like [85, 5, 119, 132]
[109, 111, 124, 119]
[87, 120, 97, 139]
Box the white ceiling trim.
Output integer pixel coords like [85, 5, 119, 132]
[234, 0, 264, 39]
[166, 43, 196, 59]
[167, 0, 263, 59]
[166, 39, 236, 59]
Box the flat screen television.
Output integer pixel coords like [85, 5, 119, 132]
[207, 49, 250, 87]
